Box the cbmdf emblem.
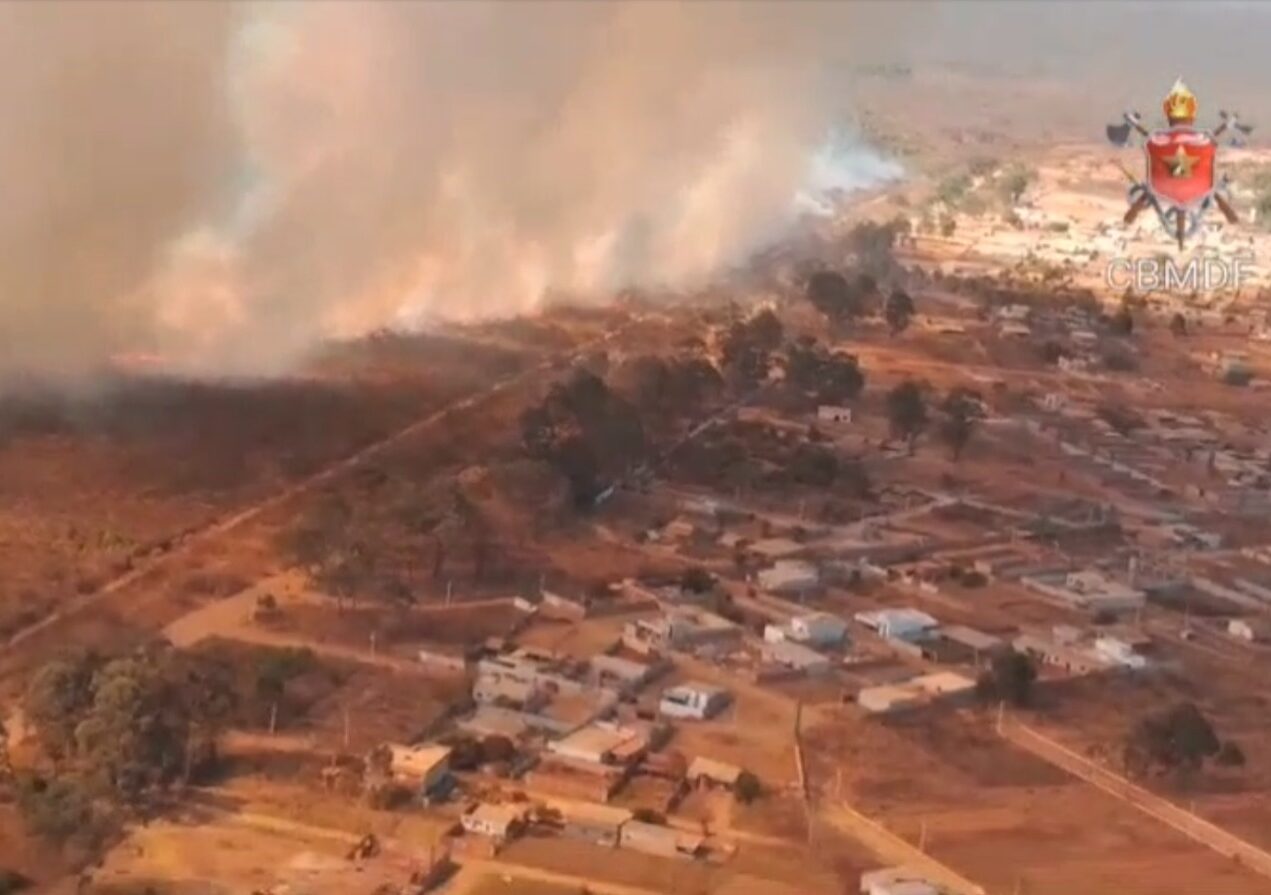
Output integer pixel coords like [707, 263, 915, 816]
[1107, 79, 1251, 249]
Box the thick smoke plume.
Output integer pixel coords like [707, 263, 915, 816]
[0, 1, 908, 380]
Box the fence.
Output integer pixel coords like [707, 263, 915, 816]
[1000, 717, 1271, 880]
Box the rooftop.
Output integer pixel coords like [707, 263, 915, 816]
[688, 756, 744, 785]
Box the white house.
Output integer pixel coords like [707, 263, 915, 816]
[1228, 618, 1270, 642]
[860, 867, 940, 895]
[854, 608, 939, 642]
[1094, 635, 1148, 669]
[817, 404, 853, 424]
[387, 744, 452, 793]
[659, 682, 731, 720]
[789, 612, 849, 647]
[461, 803, 526, 840]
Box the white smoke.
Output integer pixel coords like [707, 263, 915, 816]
[1, 1, 909, 380]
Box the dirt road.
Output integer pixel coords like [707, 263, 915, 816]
[2, 320, 635, 659]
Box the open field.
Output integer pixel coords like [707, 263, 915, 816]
[803, 708, 1271, 895]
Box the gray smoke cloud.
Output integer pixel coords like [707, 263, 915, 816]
[9, 1, 1262, 381]
[1, 1, 915, 380]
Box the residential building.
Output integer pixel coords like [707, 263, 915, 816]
[761, 640, 832, 676]
[860, 867, 940, 895]
[461, 803, 526, 841]
[659, 682, 731, 720]
[1228, 618, 1271, 642]
[817, 404, 853, 424]
[557, 800, 633, 847]
[589, 654, 658, 693]
[940, 624, 1005, 657]
[623, 608, 740, 653]
[854, 608, 939, 642]
[857, 684, 924, 714]
[548, 722, 651, 768]
[387, 744, 452, 794]
[620, 821, 706, 860]
[757, 559, 821, 595]
[1022, 570, 1146, 614]
[789, 612, 849, 647]
[1094, 635, 1149, 669]
[687, 756, 745, 789]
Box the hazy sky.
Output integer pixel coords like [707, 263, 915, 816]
[1, 1, 1265, 381]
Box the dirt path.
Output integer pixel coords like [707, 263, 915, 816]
[816, 801, 988, 895]
[2, 321, 636, 660]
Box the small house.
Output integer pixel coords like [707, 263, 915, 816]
[854, 608, 939, 643]
[687, 756, 745, 790]
[817, 405, 853, 425]
[860, 867, 940, 895]
[558, 800, 633, 847]
[659, 682, 731, 720]
[620, 821, 706, 860]
[757, 559, 820, 596]
[789, 612, 849, 647]
[761, 640, 832, 676]
[1228, 618, 1271, 642]
[461, 803, 526, 841]
[388, 743, 452, 794]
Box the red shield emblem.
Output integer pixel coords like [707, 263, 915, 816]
[1146, 127, 1216, 208]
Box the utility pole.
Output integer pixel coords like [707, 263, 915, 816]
[269, 701, 278, 736]
[343, 705, 351, 751]
[996, 700, 1006, 735]
[370, 631, 377, 657]
[918, 819, 928, 852]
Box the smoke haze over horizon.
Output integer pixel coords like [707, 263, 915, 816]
[1, 1, 915, 381]
[4, 1, 1268, 383]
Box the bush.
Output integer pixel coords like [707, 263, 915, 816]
[733, 770, 762, 804]
[1216, 741, 1246, 767]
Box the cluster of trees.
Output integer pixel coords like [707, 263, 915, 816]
[720, 309, 783, 388]
[17, 646, 237, 850]
[844, 218, 907, 279]
[616, 355, 722, 423]
[804, 271, 878, 326]
[975, 650, 1038, 707]
[1122, 702, 1244, 780]
[885, 381, 984, 460]
[521, 370, 647, 506]
[785, 338, 865, 405]
[804, 269, 914, 335]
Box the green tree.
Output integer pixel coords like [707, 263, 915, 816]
[1110, 301, 1134, 336]
[26, 648, 235, 808]
[805, 271, 861, 323]
[886, 380, 928, 455]
[1123, 702, 1221, 778]
[721, 312, 784, 388]
[1169, 312, 1188, 337]
[15, 773, 113, 850]
[976, 650, 1037, 707]
[733, 770, 762, 804]
[680, 567, 715, 594]
[938, 388, 983, 461]
[786, 341, 864, 405]
[998, 163, 1034, 205]
[24, 652, 100, 761]
[884, 290, 915, 336]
